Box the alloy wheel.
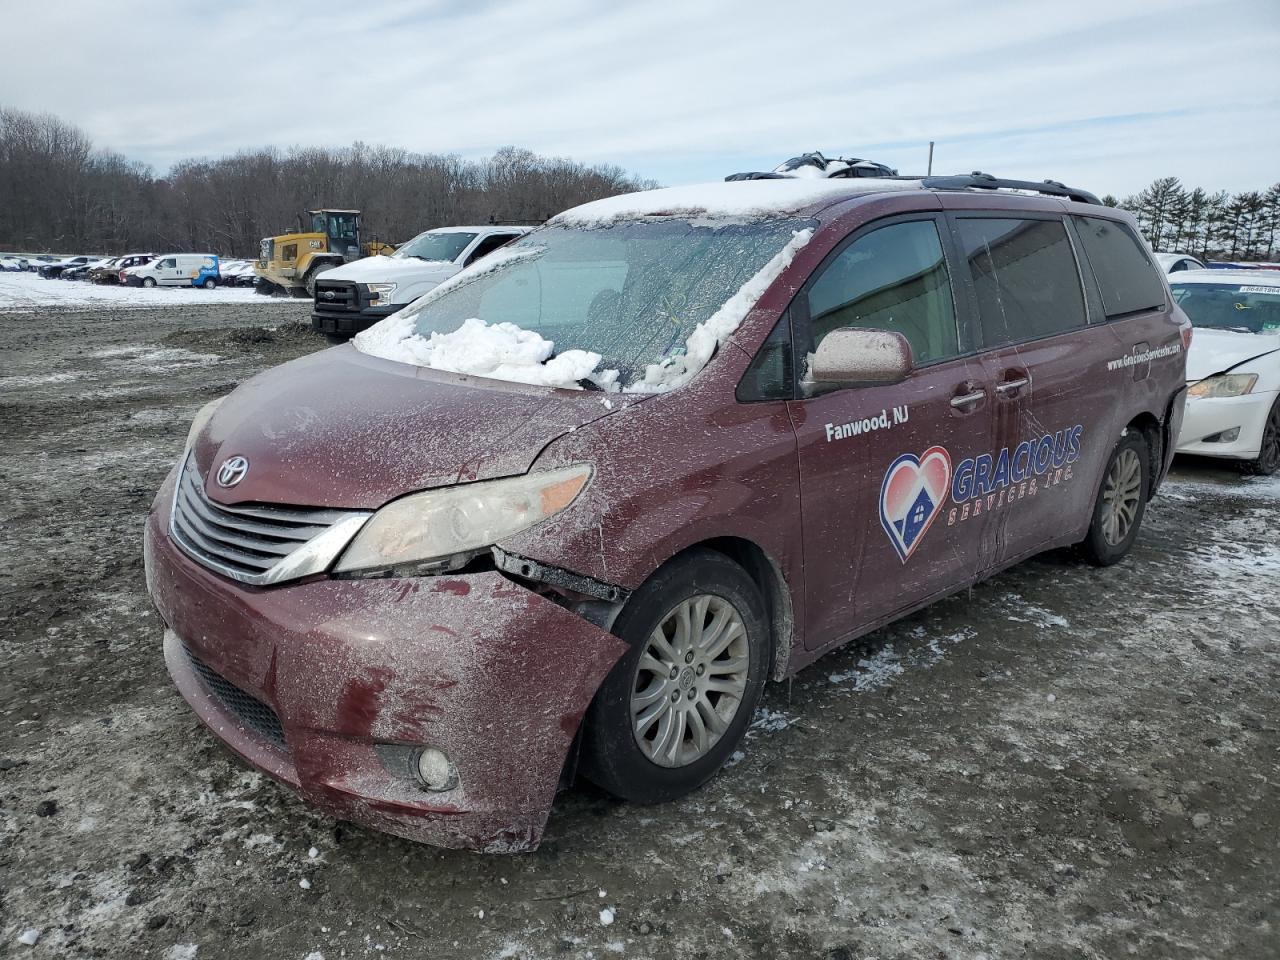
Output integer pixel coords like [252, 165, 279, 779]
[1101, 447, 1143, 546]
[630, 594, 749, 768]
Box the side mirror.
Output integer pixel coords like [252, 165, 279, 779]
[806, 328, 913, 391]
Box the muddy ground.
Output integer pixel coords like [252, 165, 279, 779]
[1, 302, 1277, 960]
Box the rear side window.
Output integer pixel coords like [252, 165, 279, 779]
[806, 219, 959, 365]
[955, 217, 1087, 346]
[1073, 215, 1166, 318]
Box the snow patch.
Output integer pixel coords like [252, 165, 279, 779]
[356, 316, 616, 390]
[552, 179, 912, 226]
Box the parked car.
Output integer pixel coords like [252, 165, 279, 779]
[1154, 252, 1206, 274]
[1173, 270, 1280, 474]
[39, 256, 93, 278]
[91, 253, 154, 283]
[219, 259, 258, 287]
[0, 256, 29, 271]
[62, 257, 114, 281]
[125, 254, 220, 288]
[311, 225, 530, 342]
[145, 173, 1187, 853]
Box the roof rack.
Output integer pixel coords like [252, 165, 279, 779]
[918, 171, 1101, 205]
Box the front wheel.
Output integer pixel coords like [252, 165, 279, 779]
[581, 549, 770, 803]
[201, 277, 216, 290]
[1081, 430, 1149, 566]
[142, 277, 156, 288]
[1243, 397, 1280, 476]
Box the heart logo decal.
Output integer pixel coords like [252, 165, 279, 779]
[879, 446, 952, 563]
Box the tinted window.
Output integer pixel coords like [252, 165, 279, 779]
[956, 217, 1086, 345]
[1073, 215, 1166, 317]
[465, 233, 518, 266]
[737, 312, 794, 402]
[806, 219, 959, 364]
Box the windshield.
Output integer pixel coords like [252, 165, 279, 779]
[389, 218, 813, 387]
[392, 231, 477, 262]
[1172, 282, 1280, 334]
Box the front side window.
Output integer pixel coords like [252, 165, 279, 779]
[388, 218, 812, 386]
[465, 233, 519, 266]
[392, 231, 478, 263]
[955, 217, 1087, 346]
[806, 219, 959, 365]
[327, 214, 358, 242]
[1073, 215, 1166, 318]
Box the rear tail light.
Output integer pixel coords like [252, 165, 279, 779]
[1181, 323, 1193, 350]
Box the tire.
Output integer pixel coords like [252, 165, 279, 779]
[1081, 430, 1150, 566]
[1242, 397, 1280, 476]
[201, 277, 216, 290]
[581, 549, 770, 803]
[304, 263, 334, 298]
[142, 277, 156, 288]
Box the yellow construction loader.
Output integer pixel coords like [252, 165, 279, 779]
[254, 209, 394, 297]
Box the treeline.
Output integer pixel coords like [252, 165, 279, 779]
[1103, 177, 1280, 262]
[0, 106, 657, 256]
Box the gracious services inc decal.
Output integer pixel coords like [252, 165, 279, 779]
[879, 425, 1085, 563]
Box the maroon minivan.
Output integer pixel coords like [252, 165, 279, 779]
[144, 174, 1189, 852]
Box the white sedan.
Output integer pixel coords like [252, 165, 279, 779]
[1173, 270, 1280, 474]
[1154, 252, 1207, 274]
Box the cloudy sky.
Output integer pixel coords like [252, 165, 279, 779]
[3, 0, 1277, 197]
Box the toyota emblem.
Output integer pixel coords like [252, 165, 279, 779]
[322, 290, 336, 300]
[216, 456, 249, 487]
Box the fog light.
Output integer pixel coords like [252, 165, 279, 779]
[413, 747, 457, 792]
[1203, 427, 1241, 443]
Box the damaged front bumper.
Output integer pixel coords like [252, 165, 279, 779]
[144, 469, 628, 852]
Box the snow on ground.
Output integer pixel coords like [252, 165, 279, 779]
[0, 271, 296, 310]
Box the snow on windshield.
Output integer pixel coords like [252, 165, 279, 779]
[629, 227, 813, 393]
[354, 217, 816, 392]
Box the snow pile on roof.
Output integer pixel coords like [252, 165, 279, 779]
[629, 227, 815, 393]
[357, 316, 618, 390]
[553, 179, 912, 227]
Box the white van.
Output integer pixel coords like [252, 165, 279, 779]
[311, 226, 530, 341]
[127, 254, 221, 289]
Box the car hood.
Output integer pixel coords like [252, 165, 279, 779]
[1187, 327, 1280, 381]
[318, 255, 458, 284]
[193, 346, 626, 510]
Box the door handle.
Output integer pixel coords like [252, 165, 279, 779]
[995, 377, 1029, 395]
[950, 389, 986, 408]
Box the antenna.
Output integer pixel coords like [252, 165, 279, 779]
[927, 141, 934, 176]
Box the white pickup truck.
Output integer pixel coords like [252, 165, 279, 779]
[310, 225, 531, 342]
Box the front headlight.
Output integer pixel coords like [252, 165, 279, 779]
[333, 465, 591, 575]
[1188, 374, 1257, 399]
[184, 397, 225, 451]
[366, 282, 397, 305]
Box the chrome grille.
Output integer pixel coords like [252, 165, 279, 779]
[314, 279, 359, 312]
[169, 455, 369, 586]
